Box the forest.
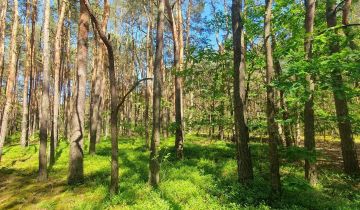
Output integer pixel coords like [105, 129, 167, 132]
[0, 0, 359, 209]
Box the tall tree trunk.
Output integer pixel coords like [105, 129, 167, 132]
[304, 0, 317, 186]
[231, 0, 253, 183]
[68, 0, 89, 184]
[145, 2, 153, 149]
[326, 0, 359, 175]
[149, 0, 164, 187]
[38, 0, 50, 181]
[264, 0, 281, 194]
[0, 0, 7, 99]
[51, 0, 67, 164]
[89, 0, 109, 154]
[0, 0, 18, 161]
[165, 0, 185, 159]
[20, 0, 32, 147]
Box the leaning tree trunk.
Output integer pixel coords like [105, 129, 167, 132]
[38, 0, 50, 181]
[304, 0, 317, 186]
[264, 0, 281, 194]
[68, 0, 89, 184]
[231, 0, 254, 183]
[149, 0, 164, 187]
[0, 0, 19, 162]
[326, 0, 359, 175]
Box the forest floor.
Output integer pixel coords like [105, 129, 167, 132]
[0, 134, 359, 210]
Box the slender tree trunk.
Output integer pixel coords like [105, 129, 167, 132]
[68, 0, 89, 184]
[0, 0, 7, 99]
[89, 0, 109, 154]
[145, 3, 154, 149]
[51, 0, 67, 164]
[326, 0, 359, 175]
[20, 0, 32, 147]
[304, 0, 317, 186]
[264, 0, 281, 194]
[0, 0, 18, 162]
[165, 0, 185, 159]
[149, 0, 164, 187]
[231, 0, 253, 183]
[38, 0, 50, 181]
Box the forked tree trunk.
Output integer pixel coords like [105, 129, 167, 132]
[326, 0, 359, 175]
[304, 0, 317, 186]
[68, 0, 89, 184]
[38, 0, 50, 181]
[264, 0, 281, 194]
[231, 0, 254, 183]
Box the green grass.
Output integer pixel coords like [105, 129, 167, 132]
[0, 134, 359, 209]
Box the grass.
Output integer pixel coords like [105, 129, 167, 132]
[0, 134, 359, 209]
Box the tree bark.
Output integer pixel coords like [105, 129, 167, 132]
[304, 0, 317, 186]
[0, 0, 18, 162]
[38, 0, 50, 181]
[326, 0, 359, 176]
[231, 0, 254, 183]
[51, 0, 67, 164]
[264, 0, 281, 194]
[165, 0, 185, 159]
[145, 1, 154, 149]
[0, 0, 7, 99]
[20, 0, 32, 147]
[149, 0, 164, 187]
[68, 0, 89, 184]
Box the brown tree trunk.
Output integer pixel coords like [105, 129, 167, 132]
[38, 0, 50, 181]
[149, 0, 164, 187]
[89, 0, 109, 155]
[145, 2, 154, 149]
[231, 0, 253, 183]
[50, 0, 67, 165]
[68, 0, 89, 184]
[20, 0, 32, 147]
[326, 0, 359, 175]
[0, 0, 18, 162]
[264, 0, 281, 194]
[0, 0, 7, 99]
[165, 0, 185, 159]
[304, 0, 317, 186]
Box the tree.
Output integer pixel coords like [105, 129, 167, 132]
[89, 0, 109, 155]
[264, 0, 281, 194]
[20, 0, 33, 147]
[326, 0, 359, 176]
[0, 0, 7, 98]
[38, 0, 50, 181]
[0, 0, 19, 162]
[149, 0, 165, 187]
[303, 0, 317, 186]
[165, 0, 185, 159]
[51, 0, 67, 165]
[231, 0, 254, 183]
[68, 0, 90, 184]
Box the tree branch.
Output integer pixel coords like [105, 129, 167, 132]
[318, 23, 360, 35]
[116, 78, 153, 113]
